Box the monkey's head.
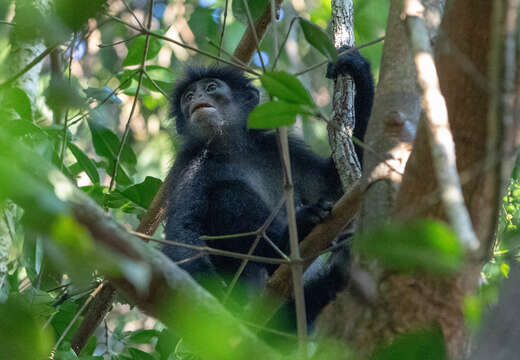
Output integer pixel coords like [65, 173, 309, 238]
[171, 66, 260, 140]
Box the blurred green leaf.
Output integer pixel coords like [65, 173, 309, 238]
[123, 35, 162, 67]
[127, 329, 161, 344]
[260, 71, 315, 106]
[248, 101, 311, 129]
[128, 347, 156, 360]
[373, 328, 447, 360]
[0, 295, 53, 360]
[354, 220, 464, 274]
[232, 0, 269, 25]
[84, 86, 121, 104]
[299, 18, 337, 61]
[51, 302, 79, 345]
[121, 176, 162, 209]
[1, 87, 32, 120]
[68, 143, 100, 184]
[55, 0, 107, 31]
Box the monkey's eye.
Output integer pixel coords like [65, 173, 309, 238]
[184, 92, 193, 102]
[206, 82, 217, 92]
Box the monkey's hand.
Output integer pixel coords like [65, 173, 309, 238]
[326, 45, 370, 80]
[294, 199, 333, 240]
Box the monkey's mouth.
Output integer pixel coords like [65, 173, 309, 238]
[190, 102, 214, 115]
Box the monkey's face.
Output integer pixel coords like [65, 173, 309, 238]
[180, 78, 241, 139]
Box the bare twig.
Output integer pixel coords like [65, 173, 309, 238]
[217, 0, 230, 58]
[242, 0, 266, 72]
[109, 0, 155, 191]
[60, 33, 76, 170]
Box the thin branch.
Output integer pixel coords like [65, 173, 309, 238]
[217, 0, 230, 58]
[207, 38, 248, 67]
[142, 70, 169, 98]
[242, 0, 266, 72]
[109, 0, 155, 191]
[272, 17, 300, 70]
[404, 0, 479, 251]
[60, 33, 76, 171]
[98, 34, 139, 48]
[293, 36, 385, 76]
[121, 0, 145, 30]
[51, 283, 104, 355]
[130, 230, 289, 265]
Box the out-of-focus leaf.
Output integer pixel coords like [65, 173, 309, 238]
[1, 87, 32, 120]
[121, 176, 162, 209]
[127, 329, 161, 344]
[68, 143, 100, 184]
[51, 302, 79, 344]
[354, 220, 464, 274]
[0, 295, 53, 360]
[128, 347, 156, 360]
[123, 35, 162, 67]
[55, 0, 107, 31]
[260, 71, 315, 106]
[299, 18, 337, 61]
[372, 328, 447, 360]
[55, 346, 79, 360]
[84, 86, 121, 104]
[248, 101, 311, 129]
[232, 0, 269, 25]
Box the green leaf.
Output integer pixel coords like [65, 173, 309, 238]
[299, 18, 337, 61]
[123, 35, 162, 67]
[354, 220, 464, 274]
[121, 176, 162, 209]
[1, 87, 32, 120]
[0, 295, 53, 360]
[127, 329, 161, 344]
[68, 143, 100, 184]
[128, 348, 156, 360]
[84, 86, 121, 104]
[373, 328, 447, 360]
[88, 121, 137, 166]
[261, 71, 315, 106]
[232, 0, 269, 25]
[142, 65, 175, 94]
[55, 0, 107, 31]
[248, 101, 311, 129]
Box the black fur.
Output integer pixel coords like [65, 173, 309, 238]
[163, 49, 374, 325]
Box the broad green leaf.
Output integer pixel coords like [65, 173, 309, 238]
[261, 71, 315, 106]
[232, 0, 269, 25]
[88, 121, 137, 166]
[0, 296, 53, 360]
[123, 35, 162, 67]
[354, 220, 463, 274]
[248, 101, 311, 129]
[68, 143, 100, 184]
[121, 176, 162, 209]
[373, 328, 447, 360]
[299, 18, 337, 61]
[1, 87, 32, 120]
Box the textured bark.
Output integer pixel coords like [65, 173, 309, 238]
[317, 0, 518, 358]
[328, 0, 361, 189]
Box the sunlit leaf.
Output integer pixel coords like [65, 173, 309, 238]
[88, 121, 137, 166]
[354, 220, 464, 274]
[261, 71, 315, 106]
[142, 65, 175, 94]
[299, 18, 337, 61]
[248, 101, 311, 129]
